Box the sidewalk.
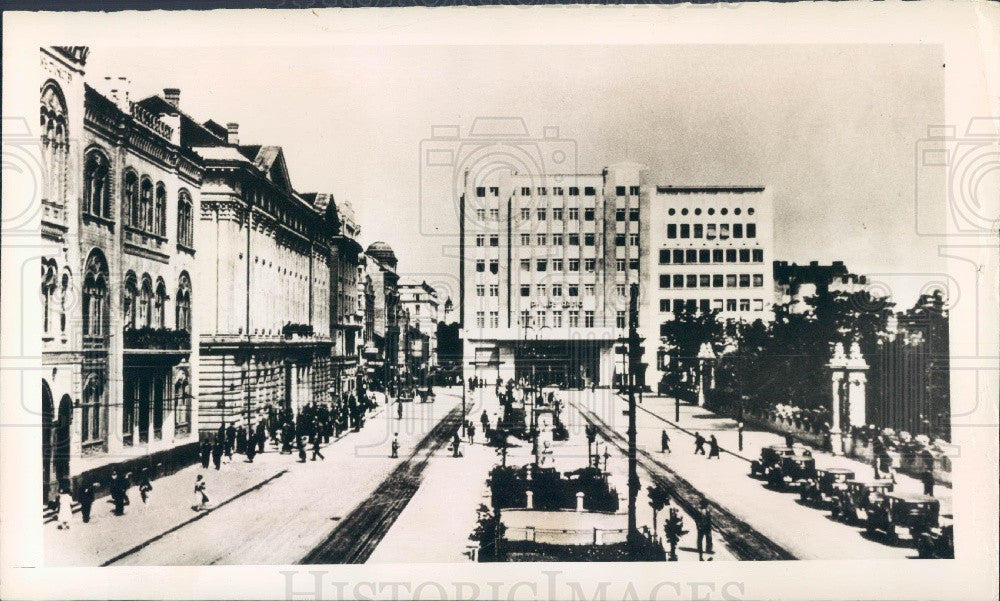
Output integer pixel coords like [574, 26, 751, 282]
[44, 399, 389, 567]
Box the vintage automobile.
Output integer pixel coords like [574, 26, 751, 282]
[831, 479, 894, 524]
[397, 387, 415, 403]
[865, 493, 940, 543]
[915, 523, 954, 559]
[749, 445, 795, 479]
[767, 452, 817, 490]
[417, 386, 436, 403]
[799, 467, 855, 506]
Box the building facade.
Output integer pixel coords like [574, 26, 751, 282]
[398, 280, 441, 374]
[40, 47, 204, 501]
[773, 260, 868, 313]
[364, 243, 400, 387]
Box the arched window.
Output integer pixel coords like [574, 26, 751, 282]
[81, 374, 104, 445]
[177, 188, 194, 248]
[123, 271, 138, 330]
[60, 271, 70, 333]
[155, 182, 167, 236]
[176, 272, 192, 333]
[123, 171, 138, 227]
[82, 250, 108, 338]
[139, 274, 153, 328]
[83, 150, 111, 219]
[41, 260, 57, 334]
[40, 82, 69, 210]
[174, 375, 191, 434]
[154, 278, 167, 328]
[140, 178, 153, 233]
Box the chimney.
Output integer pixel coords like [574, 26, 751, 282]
[103, 75, 132, 113]
[163, 88, 181, 109]
[226, 122, 240, 145]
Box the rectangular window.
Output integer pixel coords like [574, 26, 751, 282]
[673, 274, 684, 288]
[686, 249, 697, 263]
[585, 284, 595, 296]
[629, 258, 639, 271]
[569, 310, 580, 327]
[747, 223, 757, 238]
[617, 284, 627, 297]
[629, 185, 641, 196]
[617, 311, 627, 329]
[754, 273, 766, 288]
[489, 186, 499, 196]
[713, 299, 724, 311]
[569, 186, 579, 196]
[568, 208, 579, 220]
[537, 208, 547, 220]
[739, 274, 750, 288]
[584, 258, 596, 271]
[552, 284, 563, 297]
[585, 186, 596, 196]
[536, 259, 548, 272]
[520, 285, 530, 297]
[706, 223, 717, 240]
[617, 259, 626, 272]
[616, 186, 626, 196]
[713, 249, 724, 263]
[537, 187, 547, 196]
[489, 208, 499, 220]
[569, 233, 580, 246]
[476, 209, 486, 221]
[667, 224, 677, 239]
[629, 208, 639, 222]
[553, 187, 564, 196]
[552, 234, 564, 246]
[584, 233, 595, 246]
[700, 299, 710, 313]
[659, 299, 671, 312]
[553, 208, 564, 220]
[489, 284, 499, 296]
[726, 274, 737, 288]
[659, 274, 671, 288]
[739, 249, 751, 263]
[615, 209, 626, 222]
[584, 311, 595, 327]
[733, 223, 743, 238]
[521, 234, 531, 245]
[475, 234, 485, 247]
[553, 311, 563, 327]
[521, 187, 531, 196]
[552, 258, 563, 271]
[699, 249, 710, 263]
[489, 235, 499, 247]
[584, 208, 595, 221]
[686, 274, 697, 288]
[673, 299, 684, 313]
[616, 234, 626, 246]
[537, 234, 547, 246]
[752, 248, 763, 262]
[753, 299, 764, 311]
[476, 285, 485, 297]
[680, 224, 690, 238]
[536, 311, 547, 328]
[699, 274, 710, 288]
[568, 285, 579, 297]
[520, 310, 530, 325]
[659, 249, 670, 264]
[694, 224, 703, 238]
[476, 260, 485, 273]
[569, 259, 580, 271]
[489, 260, 498, 274]
[488, 311, 498, 328]
[719, 223, 729, 239]
[476, 186, 486, 197]
[629, 233, 639, 246]
[739, 298, 751, 311]
[726, 249, 737, 263]
[520, 259, 530, 270]
[672, 249, 684, 264]
[726, 299, 737, 311]
[712, 274, 723, 288]
[475, 311, 486, 328]
[520, 208, 531, 220]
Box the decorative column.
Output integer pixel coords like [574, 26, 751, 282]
[827, 342, 848, 455]
[696, 342, 715, 407]
[845, 341, 869, 430]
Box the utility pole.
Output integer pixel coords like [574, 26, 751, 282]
[626, 282, 643, 559]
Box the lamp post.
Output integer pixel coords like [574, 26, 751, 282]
[625, 283, 642, 560]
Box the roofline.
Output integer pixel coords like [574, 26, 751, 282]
[655, 186, 767, 194]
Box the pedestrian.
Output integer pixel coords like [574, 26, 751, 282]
[78, 482, 95, 524]
[297, 437, 307, 463]
[737, 422, 744, 452]
[246, 434, 257, 463]
[396, 400, 403, 420]
[192, 474, 208, 511]
[200, 439, 211, 468]
[694, 432, 706, 455]
[257, 423, 267, 453]
[468, 423, 476, 445]
[391, 434, 400, 458]
[696, 500, 714, 560]
[708, 435, 720, 459]
[452, 431, 462, 458]
[212, 436, 224, 470]
[921, 469, 935, 496]
[661, 429, 671, 453]
[225, 422, 236, 458]
[311, 436, 325, 461]
[108, 471, 125, 515]
[56, 485, 73, 529]
[138, 468, 153, 504]
[480, 409, 490, 433]
[121, 472, 132, 509]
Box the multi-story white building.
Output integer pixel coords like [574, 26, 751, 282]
[460, 163, 647, 388]
[640, 186, 775, 385]
[399, 280, 440, 370]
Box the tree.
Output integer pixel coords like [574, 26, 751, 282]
[659, 306, 725, 401]
[647, 483, 672, 541]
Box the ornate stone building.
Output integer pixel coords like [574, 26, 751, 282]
[363, 242, 400, 387]
[41, 47, 204, 502]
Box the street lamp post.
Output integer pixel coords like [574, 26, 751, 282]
[625, 283, 642, 559]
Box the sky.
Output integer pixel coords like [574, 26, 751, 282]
[87, 44, 946, 308]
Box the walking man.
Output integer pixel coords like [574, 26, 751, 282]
[311, 436, 325, 461]
[78, 482, 95, 524]
[696, 500, 714, 560]
[246, 434, 257, 463]
[468, 422, 476, 445]
[708, 435, 721, 459]
[737, 421, 744, 452]
[661, 429, 671, 453]
[396, 400, 404, 420]
[199, 438, 211, 468]
[391, 434, 400, 458]
[138, 468, 153, 504]
[452, 431, 462, 457]
[921, 469, 935, 497]
[212, 436, 224, 470]
[297, 436, 307, 463]
[694, 432, 706, 455]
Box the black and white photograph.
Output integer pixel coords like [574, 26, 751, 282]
[2, 4, 998, 601]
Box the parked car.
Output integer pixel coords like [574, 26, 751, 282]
[832, 479, 894, 524]
[397, 387, 415, 403]
[915, 523, 954, 559]
[750, 445, 795, 479]
[865, 493, 940, 543]
[768, 453, 817, 490]
[800, 467, 855, 506]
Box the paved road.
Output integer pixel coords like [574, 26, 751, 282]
[108, 390, 466, 566]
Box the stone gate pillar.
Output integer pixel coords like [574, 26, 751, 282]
[845, 341, 869, 430]
[827, 342, 847, 455]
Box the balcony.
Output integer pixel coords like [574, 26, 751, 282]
[282, 323, 314, 339]
[123, 327, 191, 351]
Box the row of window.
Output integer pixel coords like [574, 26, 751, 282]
[473, 309, 602, 329]
[475, 257, 641, 274]
[474, 206, 642, 223]
[659, 247, 765, 265]
[83, 150, 196, 247]
[659, 298, 766, 322]
[666, 222, 756, 240]
[122, 271, 193, 331]
[668, 207, 755, 217]
[475, 185, 641, 198]
[659, 273, 765, 289]
[475, 283, 633, 298]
